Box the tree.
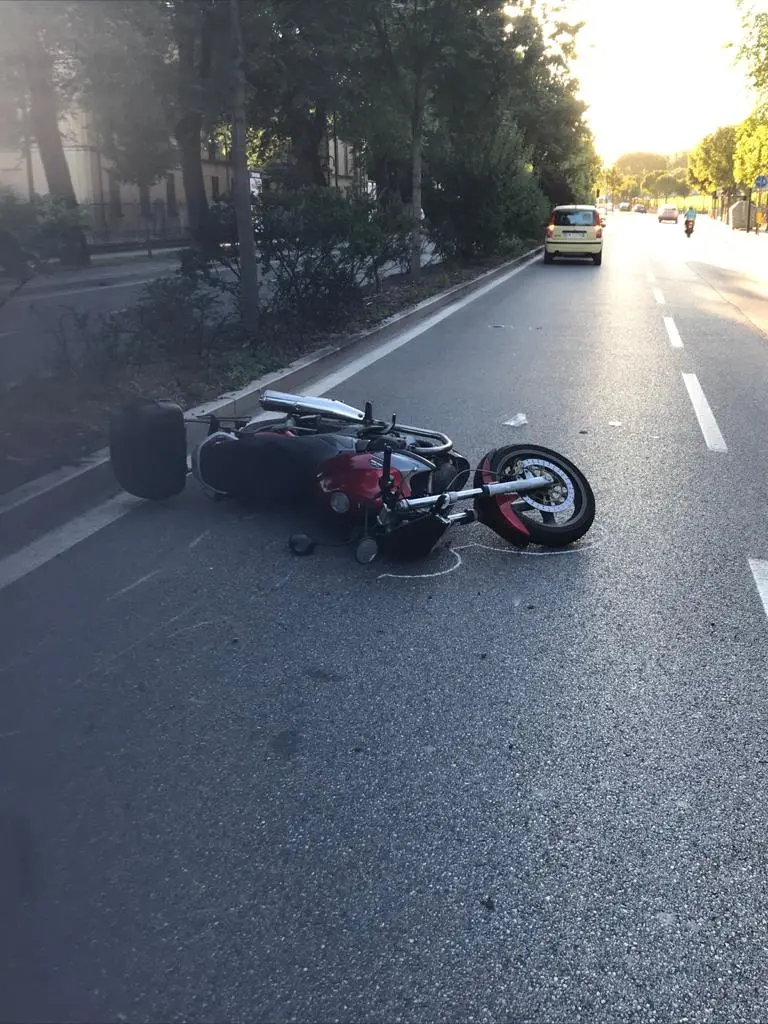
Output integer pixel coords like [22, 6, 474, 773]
[603, 166, 625, 200]
[503, 8, 599, 205]
[229, 0, 260, 329]
[654, 171, 687, 200]
[615, 152, 667, 177]
[688, 126, 737, 195]
[736, 3, 768, 105]
[242, 0, 364, 190]
[70, 0, 231, 247]
[734, 113, 768, 188]
[642, 169, 663, 198]
[349, 0, 508, 277]
[1, 1, 90, 265]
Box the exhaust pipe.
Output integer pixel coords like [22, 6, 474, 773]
[260, 389, 366, 424]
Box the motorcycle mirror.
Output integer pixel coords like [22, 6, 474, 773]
[363, 401, 373, 425]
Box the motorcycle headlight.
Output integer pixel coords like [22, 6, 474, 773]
[330, 491, 351, 514]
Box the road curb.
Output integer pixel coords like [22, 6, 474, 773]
[0, 246, 542, 553]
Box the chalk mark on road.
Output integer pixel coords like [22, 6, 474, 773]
[377, 525, 604, 580]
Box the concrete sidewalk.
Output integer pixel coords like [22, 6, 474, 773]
[688, 216, 768, 283]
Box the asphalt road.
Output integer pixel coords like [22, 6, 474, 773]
[0, 255, 183, 386]
[3, 212, 768, 1023]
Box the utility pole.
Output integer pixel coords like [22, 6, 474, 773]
[230, 0, 260, 331]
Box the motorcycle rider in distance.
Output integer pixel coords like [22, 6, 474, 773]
[684, 206, 697, 235]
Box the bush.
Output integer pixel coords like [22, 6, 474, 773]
[254, 186, 411, 322]
[0, 187, 87, 264]
[423, 119, 549, 260]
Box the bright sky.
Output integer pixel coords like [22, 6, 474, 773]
[564, 0, 759, 163]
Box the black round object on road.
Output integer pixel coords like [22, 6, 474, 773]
[109, 399, 187, 501]
[289, 533, 316, 556]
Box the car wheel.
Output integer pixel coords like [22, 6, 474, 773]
[593, 253, 602, 266]
[543, 251, 553, 264]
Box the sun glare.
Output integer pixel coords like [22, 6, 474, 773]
[506, 0, 757, 162]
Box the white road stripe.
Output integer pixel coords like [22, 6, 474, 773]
[652, 287, 666, 305]
[749, 559, 768, 619]
[663, 316, 684, 348]
[681, 373, 727, 452]
[0, 493, 141, 594]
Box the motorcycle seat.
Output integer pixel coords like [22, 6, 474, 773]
[197, 431, 342, 502]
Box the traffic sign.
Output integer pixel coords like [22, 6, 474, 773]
[756, 175, 768, 190]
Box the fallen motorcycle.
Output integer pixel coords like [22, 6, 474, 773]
[109, 389, 596, 563]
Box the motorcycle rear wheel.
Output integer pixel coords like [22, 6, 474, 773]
[474, 444, 595, 547]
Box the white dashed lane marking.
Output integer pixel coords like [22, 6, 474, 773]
[681, 373, 727, 452]
[664, 316, 684, 348]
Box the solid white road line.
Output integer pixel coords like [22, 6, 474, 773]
[652, 287, 666, 305]
[0, 493, 142, 595]
[748, 559, 768, 620]
[0, 252, 542, 590]
[663, 316, 684, 348]
[681, 373, 727, 452]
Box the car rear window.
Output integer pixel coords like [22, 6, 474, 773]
[553, 210, 598, 226]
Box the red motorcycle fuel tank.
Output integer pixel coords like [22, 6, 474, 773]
[317, 449, 434, 511]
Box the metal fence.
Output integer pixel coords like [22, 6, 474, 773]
[80, 200, 191, 248]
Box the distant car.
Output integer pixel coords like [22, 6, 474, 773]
[633, 204, 648, 213]
[658, 204, 679, 224]
[618, 202, 631, 211]
[544, 204, 603, 266]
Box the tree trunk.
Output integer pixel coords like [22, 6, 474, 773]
[230, 0, 260, 331]
[290, 106, 329, 187]
[409, 84, 426, 279]
[175, 112, 209, 246]
[173, 8, 211, 251]
[22, 17, 90, 266]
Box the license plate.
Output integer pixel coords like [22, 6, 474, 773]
[564, 230, 585, 236]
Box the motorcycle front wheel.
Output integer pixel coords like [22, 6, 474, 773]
[474, 444, 595, 547]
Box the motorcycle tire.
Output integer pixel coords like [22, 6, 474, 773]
[473, 444, 595, 547]
[109, 398, 187, 501]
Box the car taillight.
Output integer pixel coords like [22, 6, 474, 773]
[546, 223, 554, 235]
[595, 227, 603, 239]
